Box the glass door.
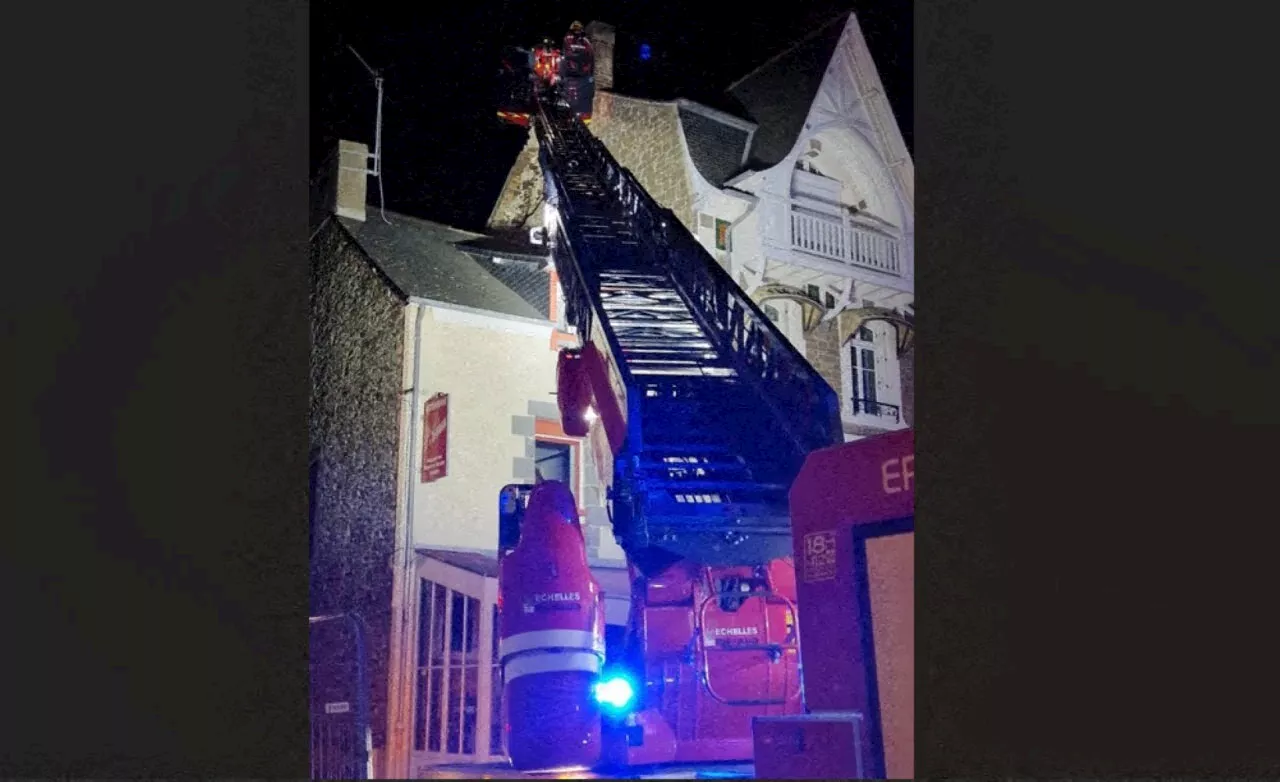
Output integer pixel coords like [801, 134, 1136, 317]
[410, 557, 502, 773]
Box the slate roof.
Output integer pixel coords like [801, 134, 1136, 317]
[727, 13, 850, 169]
[455, 232, 552, 318]
[337, 210, 548, 322]
[676, 103, 752, 188]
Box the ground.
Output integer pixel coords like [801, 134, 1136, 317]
[420, 762, 754, 779]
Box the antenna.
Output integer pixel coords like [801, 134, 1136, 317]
[348, 45, 391, 224]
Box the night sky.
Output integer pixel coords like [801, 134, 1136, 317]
[313, 0, 912, 231]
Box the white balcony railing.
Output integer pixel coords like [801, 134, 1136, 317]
[790, 209, 902, 276]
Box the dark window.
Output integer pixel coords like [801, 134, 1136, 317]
[535, 440, 573, 485]
[851, 329, 879, 414]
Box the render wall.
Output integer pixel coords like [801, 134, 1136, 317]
[310, 219, 406, 748]
[411, 305, 626, 564]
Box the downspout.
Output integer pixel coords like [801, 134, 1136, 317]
[723, 187, 760, 282]
[387, 302, 426, 779]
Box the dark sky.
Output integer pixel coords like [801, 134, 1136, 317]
[313, 0, 912, 231]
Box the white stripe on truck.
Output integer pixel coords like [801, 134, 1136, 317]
[502, 649, 603, 682]
[499, 629, 605, 660]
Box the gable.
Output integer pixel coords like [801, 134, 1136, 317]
[727, 14, 848, 169]
[725, 9, 912, 189]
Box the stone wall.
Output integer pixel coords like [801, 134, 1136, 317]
[487, 93, 697, 235]
[899, 342, 914, 427]
[591, 93, 696, 232]
[803, 319, 844, 396]
[487, 132, 544, 231]
[310, 219, 406, 749]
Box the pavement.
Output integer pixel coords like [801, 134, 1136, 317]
[419, 762, 754, 779]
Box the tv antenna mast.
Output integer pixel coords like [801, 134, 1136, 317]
[348, 45, 391, 224]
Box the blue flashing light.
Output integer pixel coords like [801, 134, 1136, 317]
[592, 674, 637, 713]
[639, 43, 652, 61]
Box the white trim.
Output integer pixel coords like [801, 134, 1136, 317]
[412, 296, 553, 336]
[500, 629, 605, 660]
[675, 98, 758, 134]
[503, 649, 603, 682]
[417, 556, 491, 598]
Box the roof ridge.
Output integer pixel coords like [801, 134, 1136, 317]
[724, 10, 852, 93]
[384, 208, 486, 238]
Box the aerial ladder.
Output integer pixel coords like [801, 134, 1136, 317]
[495, 70, 843, 773]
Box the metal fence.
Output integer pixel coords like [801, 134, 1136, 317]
[310, 613, 369, 780]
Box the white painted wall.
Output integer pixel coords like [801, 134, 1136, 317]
[407, 301, 630, 563]
[699, 13, 915, 303]
[410, 304, 556, 552]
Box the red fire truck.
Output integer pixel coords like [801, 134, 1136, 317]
[492, 51, 843, 777]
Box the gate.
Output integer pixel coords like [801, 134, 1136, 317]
[310, 613, 370, 780]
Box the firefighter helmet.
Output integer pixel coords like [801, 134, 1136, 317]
[569, 20, 584, 33]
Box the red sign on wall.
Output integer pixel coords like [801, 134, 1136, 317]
[421, 393, 448, 483]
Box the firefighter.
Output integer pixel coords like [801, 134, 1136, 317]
[533, 37, 560, 87]
[561, 21, 593, 79]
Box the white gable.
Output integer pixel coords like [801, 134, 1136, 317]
[806, 14, 914, 209]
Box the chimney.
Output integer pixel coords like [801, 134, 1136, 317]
[329, 139, 370, 222]
[585, 21, 615, 90]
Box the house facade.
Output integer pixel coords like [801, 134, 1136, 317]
[490, 12, 915, 441]
[311, 141, 631, 778]
[311, 12, 912, 777]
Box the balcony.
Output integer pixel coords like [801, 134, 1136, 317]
[849, 398, 901, 426]
[790, 208, 903, 276]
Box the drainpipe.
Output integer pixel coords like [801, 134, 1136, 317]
[723, 187, 759, 283]
[386, 302, 426, 779]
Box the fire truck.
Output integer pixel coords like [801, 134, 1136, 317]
[492, 34, 846, 776]
[497, 32, 594, 128]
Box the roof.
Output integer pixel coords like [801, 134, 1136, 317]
[337, 210, 548, 321]
[727, 13, 850, 168]
[676, 102, 753, 188]
[455, 232, 552, 318]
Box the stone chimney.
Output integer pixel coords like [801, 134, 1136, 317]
[328, 139, 370, 222]
[586, 21, 615, 90]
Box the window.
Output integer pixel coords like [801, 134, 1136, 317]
[715, 219, 731, 250]
[850, 326, 878, 414]
[841, 322, 903, 427]
[760, 299, 805, 355]
[534, 440, 573, 485]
